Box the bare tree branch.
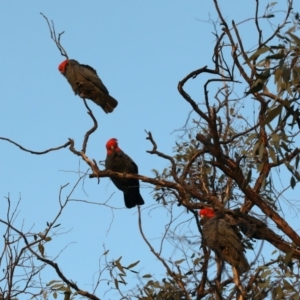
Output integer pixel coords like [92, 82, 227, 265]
[40, 13, 69, 58]
[0, 137, 71, 155]
[82, 99, 98, 153]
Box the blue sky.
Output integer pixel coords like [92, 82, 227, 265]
[1, 1, 300, 299]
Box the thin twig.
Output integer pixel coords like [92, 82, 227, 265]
[0, 137, 71, 155]
[40, 13, 68, 58]
[82, 99, 98, 153]
[137, 206, 191, 300]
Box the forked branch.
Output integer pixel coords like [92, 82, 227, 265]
[40, 13, 69, 58]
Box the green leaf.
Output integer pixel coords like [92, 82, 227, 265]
[244, 46, 270, 64]
[261, 269, 271, 278]
[268, 2, 278, 8]
[47, 280, 62, 286]
[271, 133, 280, 142]
[142, 274, 152, 278]
[282, 66, 291, 83]
[253, 141, 261, 156]
[296, 155, 299, 169]
[103, 250, 109, 255]
[255, 266, 268, 271]
[274, 68, 282, 84]
[284, 250, 294, 265]
[270, 44, 285, 49]
[114, 260, 125, 274]
[258, 277, 270, 288]
[245, 133, 258, 144]
[193, 257, 201, 265]
[292, 293, 300, 300]
[51, 283, 65, 289]
[256, 69, 271, 79]
[53, 292, 57, 299]
[114, 278, 119, 289]
[185, 270, 193, 275]
[116, 256, 122, 262]
[279, 58, 285, 69]
[281, 141, 290, 152]
[257, 162, 265, 172]
[290, 176, 296, 189]
[245, 79, 265, 95]
[266, 53, 285, 59]
[287, 32, 300, 46]
[274, 286, 283, 299]
[126, 260, 140, 269]
[118, 274, 127, 284]
[283, 279, 295, 290]
[265, 105, 282, 124]
[174, 259, 185, 265]
[38, 243, 45, 257]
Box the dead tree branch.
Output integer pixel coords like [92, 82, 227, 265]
[0, 137, 71, 155]
[40, 13, 68, 58]
[82, 99, 98, 153]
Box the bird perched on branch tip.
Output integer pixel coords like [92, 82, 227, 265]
[58, 59, 118, 113]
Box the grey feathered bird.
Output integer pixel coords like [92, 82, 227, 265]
[199, 208, 250, 274]
[105, 138, 145, 208]
[58, 59, 118, 113]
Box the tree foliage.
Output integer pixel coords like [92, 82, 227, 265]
[1, 1, 300, 299]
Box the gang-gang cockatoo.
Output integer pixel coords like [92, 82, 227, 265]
[58, 59, 118, 113]
[199, 208, 250, 274]
[105, 138, 145, 208]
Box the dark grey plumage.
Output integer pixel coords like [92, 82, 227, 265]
[200, 209, 250, 274]
[58, 59, 118, 113]
[105, 138, 144, 209]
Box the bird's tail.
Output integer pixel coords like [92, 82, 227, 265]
[124, 189, 145, 209]
[237, 255, 250, 274]
[94, 94, 118, 113]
